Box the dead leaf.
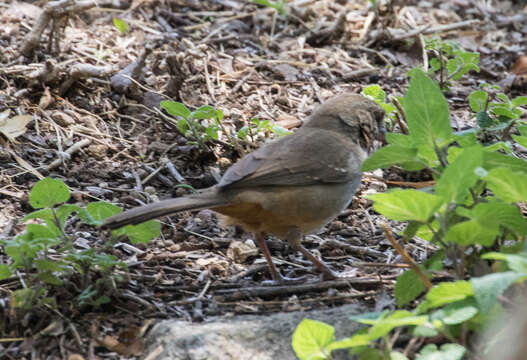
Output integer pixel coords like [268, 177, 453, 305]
[275, 113, 302, 129]
[227, 240, 259, 263]
[0, 113, 32, 141]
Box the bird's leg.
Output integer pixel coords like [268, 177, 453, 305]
[287, 228, 354, 280]
[254, 232, 306, 284]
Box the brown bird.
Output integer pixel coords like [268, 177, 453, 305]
[103, 94, 385, 283]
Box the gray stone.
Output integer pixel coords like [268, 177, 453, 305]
[143, 304, 370, 360]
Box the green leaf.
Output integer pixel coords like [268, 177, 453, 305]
[359, 310, 428, 340]
[112, 17, 128, 35]
[416, 343, 466, 360]
[471, 272, 526, 313]
[81, 202, 122, 225]
[490, 105, 517, 120]
[367, 189, 443, 222]
[465, 202, 527, 235]
[55, 204, 83, 227]
[395, 269, 426, 306]
[401, 69, 452, 146]
[420, 281, 473, 311]
[29, 178, 70, 209]
[362, 84, 386, 103]
[24, 208, 54, 224]
[38, 271, 63, 285]
[476, 111, 492, 128]
[444, 219, 498, 246]
[0, 264, 11, 280]
[385, 133, 414, 147]
[481, 252, 527, 273]
[361, 145, 420, 171]
[468, 90, 488, 112]
[271, 125, 292, 137]
[192, 105, 218, 119]
[118, 220, 161, 244]
[292, 319, 334, 360]
[484, 168, 527, 202]
[483, 151, 527, 173]
[390, 351, 409, 360]
[511, 96, 527, 107]
[436, 145, 483, 203]
[35, 259, 67, 273]
[25, 223, 61, 246]
[160, 101, 191, 118]
[512, 135, 527, 148]
[326, 333, 371, 351]
[431, 298, 478, 325]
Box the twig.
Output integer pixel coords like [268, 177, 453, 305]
[44, 138, 91, 171]
[381, 223, 433, 290]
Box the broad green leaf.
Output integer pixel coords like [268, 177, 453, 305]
[420, 281, 473, 311]
[511, 96, 527, 107]
[160, 101, 191, 118]
[367, 189, 443, 222]
[112, 18, 128, 35]
[401, 69, 452, 146]
[0, 264, 11, 280]
[25, 223, 61, 246]
[360, 310, 428, 340]
[485, 168, 527, 202]
[390, 352, 409, 360]
[476, 111, 492, 128]
[512, 135, 527, 148]
[385, 133, 414, 147]
[436, 145, 482, 203]
[118, 220, 161, 244]
[454, 132, 477, 147]
[38, 271, 63, 285]
[82, 202, 122, 225]
[24, 208, 54, 224]
[444, 219, 498, 246]
[463, 202, 527, 235]
[326, 333, 370, 351]
[192, 105, 218, 119]
[394, 269, 426, 306]
[416, 343, 466, 360]
[361, 145, 420, 171]
[481, 252, 527, 273]
[55, 204, 83, 227]
[362, 84, 386, 103]
[468, 90, 488, 112]
[482, 151, 527, 173]
[292, 319, 334, 360]
[431, 298, 478, 325]
[29, 178, 70, 209]
[35, 259, 67, 273]
[471, 272, 526, 313]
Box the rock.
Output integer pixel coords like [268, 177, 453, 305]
[143, 304, 369, 360]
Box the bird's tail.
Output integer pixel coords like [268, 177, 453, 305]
[102, 190, 230, 230]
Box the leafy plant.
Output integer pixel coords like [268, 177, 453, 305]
[113, 18, 128, 35]
[160, 101, 224, 150]
[292, 68, 527, 359]
[425, 36, 480, 89]
[0, 178, 160, 312]
[468, 84, 527, 135]
[236, 117, 292, 141]
[252, 0, 286, 17]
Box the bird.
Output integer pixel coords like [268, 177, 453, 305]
[103, 93, 385, 283]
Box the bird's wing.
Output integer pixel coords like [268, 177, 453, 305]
[218, 130, 363, 189]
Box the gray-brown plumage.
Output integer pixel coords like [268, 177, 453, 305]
[103, 94, 385, 282]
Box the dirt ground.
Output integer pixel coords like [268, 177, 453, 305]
[1, 0, 526, 358]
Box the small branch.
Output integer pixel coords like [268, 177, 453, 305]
[43, 138, 91, 171]
[381, 223, 433, 290]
